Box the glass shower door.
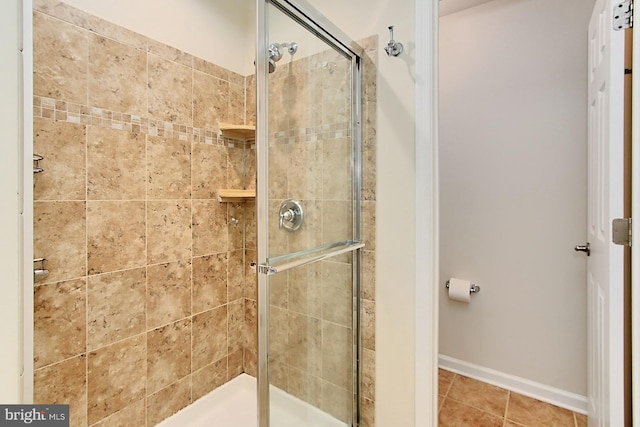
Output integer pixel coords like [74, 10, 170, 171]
[256, 1, 364, 426]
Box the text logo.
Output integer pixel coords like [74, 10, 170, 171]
[0, 405, 69, 426]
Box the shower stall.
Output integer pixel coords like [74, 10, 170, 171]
[30, 0, 374, 426]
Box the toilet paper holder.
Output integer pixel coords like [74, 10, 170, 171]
[445, 280, 480, 294]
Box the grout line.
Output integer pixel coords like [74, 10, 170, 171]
[503, 391, 511, 427]
[189, 122, 195, 407]
[444, 372, 455, 398]
[83, 84, 89, 427]
[143, 123, 149, 427]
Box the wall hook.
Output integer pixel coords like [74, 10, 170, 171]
[384, 25, 404, 57]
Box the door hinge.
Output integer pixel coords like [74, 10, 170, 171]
[612, 218, 632, 246]
[613, 0, 634, 30]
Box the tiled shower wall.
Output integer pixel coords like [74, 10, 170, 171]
[32, 2, 256, 426]
[31, 1, 377, 427]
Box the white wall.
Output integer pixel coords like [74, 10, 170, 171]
[439, 0, 594, 395]
[439, 0, 495, 16]
[0, 0, 24, 404]
[61, 0, 254, 75]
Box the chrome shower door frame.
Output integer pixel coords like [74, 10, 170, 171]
[256, 0, 364, 425]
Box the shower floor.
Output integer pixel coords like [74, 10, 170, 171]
[156, 374, 347, 427]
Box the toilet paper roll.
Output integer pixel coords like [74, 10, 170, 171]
[448, 278, 471, 303]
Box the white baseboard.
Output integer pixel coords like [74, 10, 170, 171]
[438, 354, 588, 415]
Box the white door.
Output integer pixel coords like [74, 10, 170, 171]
[587, 0, 626, 425]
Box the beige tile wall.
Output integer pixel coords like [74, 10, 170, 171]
[32, 2, 253, 426]
[32, 1, 377, 426]
[360, 36, 377, 427]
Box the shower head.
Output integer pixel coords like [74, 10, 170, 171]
[267, 42, 298, 73]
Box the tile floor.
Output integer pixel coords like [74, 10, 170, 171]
[438, 369, 588, 427]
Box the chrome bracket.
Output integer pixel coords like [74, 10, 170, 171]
[34, 258, 50, 282]
[258, 264, 277, 275]
[33, 154, 44, 174]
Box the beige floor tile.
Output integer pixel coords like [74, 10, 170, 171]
[506, 392, 575, 426]
[438, 368, 455, 396]
[437, 371, 580, 427]
[575, 412, 588, 427]
[448, 375, 509, 417]
[439, 398, 503, 427]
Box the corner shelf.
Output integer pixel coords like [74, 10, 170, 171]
[218, 189, 256, 203]
[219, 123, 256, 140]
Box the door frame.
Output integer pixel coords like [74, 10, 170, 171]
[2, 0, 34, 404]
[0, 0, 29, 404]
[22, 0, 34, 404]
[414, 1, 439, 426]
[631, 18, 639, 427]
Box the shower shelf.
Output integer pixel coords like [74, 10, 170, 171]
[218, 189, 256, 202]
[219, 123, 256, 140]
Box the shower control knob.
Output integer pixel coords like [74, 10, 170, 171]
[278, 199, 304, 232]
[281, 209, 295, 221]
[574, 243, 590, 256]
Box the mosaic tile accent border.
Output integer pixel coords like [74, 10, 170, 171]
[34, 95, 251, 147]
[35, 95, 353, 149]
[269, 122, 351, 145]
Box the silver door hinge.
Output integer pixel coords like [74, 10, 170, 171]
[612, 218, 632, 246]
[613, 0, 634, 30]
